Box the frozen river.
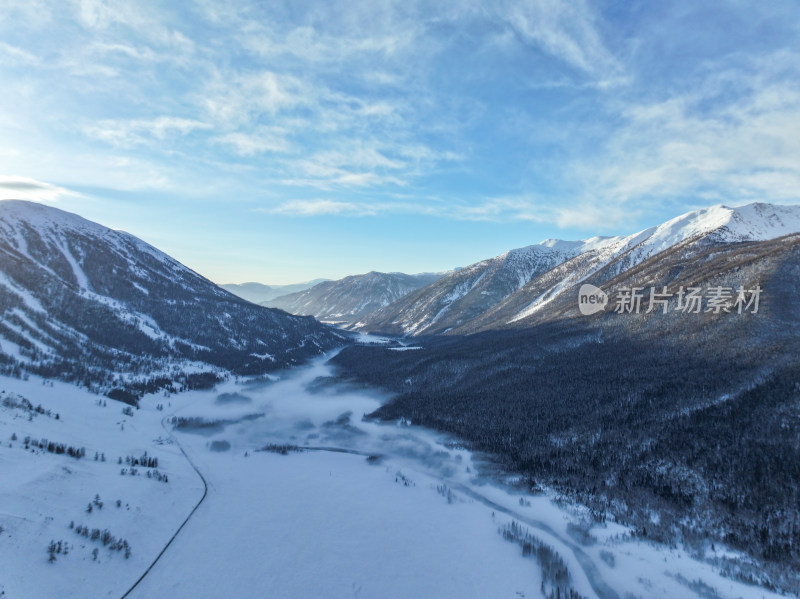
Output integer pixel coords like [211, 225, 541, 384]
[124, 351, 781, 599]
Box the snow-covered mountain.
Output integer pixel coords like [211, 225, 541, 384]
[221, 280, 329, 304]
[493, 202, 800, 327]
[356, 203, 800, 336]
[263, 271, 442, 325]
[0, 200, 346, 394]
[565, 202, 800, 283]
[353, 244, 588, 335]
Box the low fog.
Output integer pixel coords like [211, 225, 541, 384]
[173, 351, 478, 482]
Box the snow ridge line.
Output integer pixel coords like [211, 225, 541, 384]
[119, 417, 209, 599]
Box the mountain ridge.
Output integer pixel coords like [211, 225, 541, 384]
[221, 280, 330, 304]
[0, 200, 346, 396]
[354, 202, 800, 336]
[263, 271, 442, 325]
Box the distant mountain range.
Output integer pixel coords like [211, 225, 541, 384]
[0, 200, 346, 396]
[220, 202, 800, 339]
[221, 280, 329, 304]
[353, 242, 580, 335]
[355, 203, 800, 335]
[467, 202, 800, 335]
[262, 271, 443, 325]
[3, 198, 798, 395]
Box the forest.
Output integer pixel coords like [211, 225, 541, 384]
[331, 323, 800, 591]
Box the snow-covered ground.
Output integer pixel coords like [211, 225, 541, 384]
[0, 378, 202, 599]
[0, 354, 789, 599]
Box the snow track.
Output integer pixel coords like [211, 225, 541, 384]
[119, 417, 209, 599]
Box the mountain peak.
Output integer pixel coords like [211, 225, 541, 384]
[0, 199, 105, 235]
[724, 202, 800, 240]
[355, 200, 800, 336]
[627, 202, 800, 259]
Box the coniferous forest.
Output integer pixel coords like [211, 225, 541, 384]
[332, 325, 800, 589]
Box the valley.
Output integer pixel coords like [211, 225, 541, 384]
[1, 200, 799, 597]
[0, 351, 788, 599]
[3, 4, 799, 597]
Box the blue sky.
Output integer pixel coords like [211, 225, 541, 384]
[1, 1, 799, 283]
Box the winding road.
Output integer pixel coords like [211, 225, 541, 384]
[118, 417, 209, 599]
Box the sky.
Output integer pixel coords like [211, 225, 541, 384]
[1, 1, 799, 284]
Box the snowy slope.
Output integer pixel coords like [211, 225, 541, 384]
[0, 352, 789, 599]
[0, 200, 345, 393]
[0, 376, 202, 599]
[95, 356, 795, 599]
[600, 202, 800, 271]
[644, 202, 800, 247]
[355, 244, 580, 335]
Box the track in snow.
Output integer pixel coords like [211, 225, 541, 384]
[119, 417, 209, 599]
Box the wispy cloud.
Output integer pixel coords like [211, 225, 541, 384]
[577, 50, 800, 214]
[269, 199, 372, 216]
[84, 116, 211, 147]
[0, 41, 40, 65]
[1, 0, 799, 259]
[238, 14, 422, 67]
[431, 195, 633, 230]
[198, 70, 309, 126]
[268, 197, 452, 218]
[214, 130, 293, 157]
[491, 0, 624, 83]
[89, 41, 159, 62]
[266, 194, 569, 225]
[0, 175, 77, 202]
[74, 0, 195, 52]
[0, 0, 623, 201]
